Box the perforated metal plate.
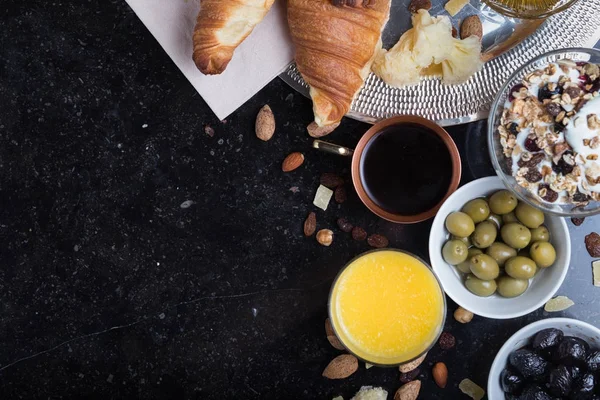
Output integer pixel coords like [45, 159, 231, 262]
[280, 0, 600, 126]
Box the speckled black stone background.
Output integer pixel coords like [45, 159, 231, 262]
[1, 1, 599, 399]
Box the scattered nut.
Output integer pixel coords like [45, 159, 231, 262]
[317, 229, 334, 246]
[307, 121, 340, 138]
[438, 332, 456, 350]
[282, 152, 304, 172]
[571, 217, 585, 226]
[460, 15, 483, 41]
[255, 105, 275, 141]
[451, 26, 458, 38]
[399, 353, 427, 373]
[367, 234, 389, 248]
[432, 362, 448, 388]
[334, 186, 347, 204]
[320, 173, 344, 188]
[322, 354, 358, 379]
[454, 307, 474, 324]
[325, 318, 345, 350]
[337, 218, 354, 233]
[585, 232, 600, 257]
[399, 368, 420, 383]
[408, 0, 431, 13]
[394, 380, 421, 400]
[351, 226, 367, 241]
[304, 212, 316, 236]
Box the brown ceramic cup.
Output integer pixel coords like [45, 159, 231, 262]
[313, 116, 462, 224]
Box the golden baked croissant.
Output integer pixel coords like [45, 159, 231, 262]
[288, 0, 391, 127]
[193, 0, 276, 75]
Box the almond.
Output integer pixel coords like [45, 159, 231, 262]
[282, 152, 304, 172]
[255, 105, 275, 141]
[325, 318, 345, 350]
[322, 354, 358, 379]
[394, 380, 421, 400]
[460, 15, 483, 41]
[399, 352, 427, 373]
[304, 212, 316, 236]
[433, 362, 448, 388]
[307, 121, 340, 138]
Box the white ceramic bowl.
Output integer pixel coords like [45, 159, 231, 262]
[429, 176, 571, 319]
[488, 318, 600, 400]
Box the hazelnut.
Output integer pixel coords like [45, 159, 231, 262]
[316, 229, 334, 246]
[454, 307, 474, 324]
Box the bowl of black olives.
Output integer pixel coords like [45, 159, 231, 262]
[488, 318, 600, 400]
[429, 177, 571, 319]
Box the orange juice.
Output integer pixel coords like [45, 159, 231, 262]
[329, 250, 445, 365]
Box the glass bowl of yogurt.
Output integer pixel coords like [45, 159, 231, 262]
[488, 48, 600, 217]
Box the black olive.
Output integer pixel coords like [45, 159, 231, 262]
[520, 384, 553, 400]
[586, 351, 600, 371]
[547, 365, 573, 397]
[554, 337, 590, 366]
[533, 328, 564, 351]
[569, 365, 582, 381]
[570, 373, 595, 399]
[510, 349, 550, 379]
[501, 368, 525, 394]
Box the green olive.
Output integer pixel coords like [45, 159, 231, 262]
[465, 274, 497, 297]
[445, 212, 475, 237]
[529, 241, 557, 268]
[462, 198, 490, 223]
[515, 202, 545, 229]
[487, 213, 503, 229]
[530, 226, 550, 243]
[456, 248, 482, 273]
[486, 242, 518, 267]
[505, 256, 537, 279]
[489, 190, 518, 215]
[442, 240, 469, 265]
[452, 235, 472, 248]
[472, 221, 498, 249]
[469, 254, 500, 280]
[501, 223, 532, 249]
[497, 276, 529, 298]
[502, 212, 518, 224]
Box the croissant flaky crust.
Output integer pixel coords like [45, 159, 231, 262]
[288, 0, 390, 127]
[193, 0, 276, 75]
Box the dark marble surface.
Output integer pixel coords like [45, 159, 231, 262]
[1, 1, 600, 399]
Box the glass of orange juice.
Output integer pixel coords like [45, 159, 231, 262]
[329, 249, 446, 366]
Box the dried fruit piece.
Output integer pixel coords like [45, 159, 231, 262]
[320, 173, 344, 188]
[454, 307, 474, 324]
[304, 212, 316, 236]
[204, 125, 215, 137]
[394, 380, 421, 400]
[593, 260, 600, 287]
[322, 354, 358, 379]
[585, 232, 600, 257]
[432, 362, 448, 388]
[408, 0, 431, 12]
[460, 15, 482, 40]
[317, 229, 334, 246]
[325, 318, 345, 350]
[255, 105, 275, 141]
[313, 185, 334, 211]
[337, 218, 353, 233]
[367, 234, 389, 248]
[400, 368, 420, 383]
[365, 363, 373, 370]
[545, 296, 575, 312]
[445, 0, 469, 16]
[307, 121, 340, 138]
[518, 152, 545, 168]
[282, 152, 304, 172]
[439, 332, 456, 350]
[352, 227, 367, 241]
[539, 184, 559, 203]
[571, 217, 585, 226]
[335, 186, 347, 204]
[459, 379, 485, 400]
[524, 169, 543, 183]
[399, 353, 427, 373]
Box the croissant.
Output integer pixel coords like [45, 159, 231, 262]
[193, 0, 276, 75]
[288, 0, 391, 127]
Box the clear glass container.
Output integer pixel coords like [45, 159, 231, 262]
[483, 0, 579, 19]
[488, 48, 600, 218]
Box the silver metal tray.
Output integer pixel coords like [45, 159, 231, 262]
[280, 0, 600, 126]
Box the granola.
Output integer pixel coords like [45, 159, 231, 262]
[499, 60, 600, 204]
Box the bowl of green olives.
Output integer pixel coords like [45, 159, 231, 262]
[429, 177, 571, 319]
